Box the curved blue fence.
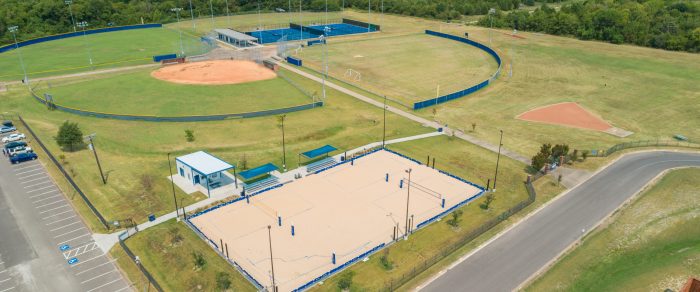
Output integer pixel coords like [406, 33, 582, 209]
[413, 30, 502, 110]
[0, 24, 162, 54]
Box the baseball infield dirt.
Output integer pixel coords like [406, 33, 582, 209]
[151, 60, 276, 85]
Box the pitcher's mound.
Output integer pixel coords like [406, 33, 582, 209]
[517, 102, 633, 137]
[151, 60, 276, 85]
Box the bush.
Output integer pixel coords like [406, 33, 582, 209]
[479, 193, 496, 210]
[379, 251, 394, 270]
[337, 271, 355, 290]
[446, 210, 464, 227]
[185, 129, 195, 142]
[192, 252, 206, 270]
[216, 272, 232, 290]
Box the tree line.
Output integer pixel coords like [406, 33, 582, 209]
[480, 0, 700, 52]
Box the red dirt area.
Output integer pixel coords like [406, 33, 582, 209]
[516, 102, 613, 131]
[150, 60, 276, 85]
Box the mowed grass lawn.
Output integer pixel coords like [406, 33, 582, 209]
[37, 67, 312, 116]
[0, 64, 429, 224]
[527, 168, 700, 292]
[297, 33, 498, 105]
[0, 27, 205, 81]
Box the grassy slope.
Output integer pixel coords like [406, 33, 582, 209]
[527, 168, 700, 291]
[0, 65, 428, 223]
[120, 219, 257, 292]
[0, 27, 205, 81]
[37, 67, 312, 116]
[297, 33, 497, 104]
[309, 135, 564, 291]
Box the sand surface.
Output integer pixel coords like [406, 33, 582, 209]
[151, 60, 276, 85]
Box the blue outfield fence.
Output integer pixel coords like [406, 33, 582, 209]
[0, 24, 162, 54]
[413, 30, 502, 110]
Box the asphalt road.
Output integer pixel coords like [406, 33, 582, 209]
[421, 151, 700, 292]
[0, 150, 130, 292]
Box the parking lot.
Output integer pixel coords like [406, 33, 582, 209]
[0, 144, 131, 292]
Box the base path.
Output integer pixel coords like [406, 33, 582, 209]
[275, 62, 531, 165]
[419, 151, 700, 292]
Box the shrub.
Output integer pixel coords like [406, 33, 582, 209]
[192, 252, 206, 270]
[216, 272, 232, 290]
[479, 193, 496, 210]
[337, 271, 355, 290]
[446, 210, 464, 227]
[185, 129, 195, 142]
[379, 251, 394, 270]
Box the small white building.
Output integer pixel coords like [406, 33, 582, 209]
[175, 151, 235, 197]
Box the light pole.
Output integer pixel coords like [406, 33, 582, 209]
[85, 134, 106, 185]
[325, 0, 328, 24]
[493, 130, 503, 192]
[488, 8, 496, 45]
[277, 115, 287, 171]
[368, 0, 372, 32]
[404, 168, 412, 238]
[320, 27, 330, 100]
[77, 21, 94, 69]
[188, 0, 196, 31]
[267, 225, 277, 291]
[171, 8, 185, 57]
[65, 0, 77, 32]
[288, 0, 292, 24]
[209, 0, 215, 27]
[225, 0, 231, 28]
[7, 26, 28, 85]
[167, 153, 180, 220]
[382, 95, 387, 148]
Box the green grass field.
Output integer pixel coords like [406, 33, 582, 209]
[527, 168, 700, 291]
[296, 33, 497, 105]
[36, 67, 313, 116]
[0, 27, 206, 81]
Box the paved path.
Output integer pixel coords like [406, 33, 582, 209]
[276, 62, 531, 165]
[3, 64, 158, 86]
[0, 155, 130, 292]
[419, 151, 700, 292]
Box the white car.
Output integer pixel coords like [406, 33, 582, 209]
[2, 133, 25, 143]
[8, 146, 32, 156]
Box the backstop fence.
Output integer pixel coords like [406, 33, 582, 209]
[412, 30, 502, 110]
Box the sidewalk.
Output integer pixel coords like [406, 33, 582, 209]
[275, 62, 531, 165]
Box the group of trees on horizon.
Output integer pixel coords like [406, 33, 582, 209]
[0, 0, 697, 52]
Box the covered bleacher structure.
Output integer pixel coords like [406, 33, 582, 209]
[214, 28, 259, 47]
[238, 163, 280, 194]
[299, 144, 338, 173]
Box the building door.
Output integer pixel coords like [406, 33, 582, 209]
[179, 168, 184, 177]
[194, 175, 200, 185]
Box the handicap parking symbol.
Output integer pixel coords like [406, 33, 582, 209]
[68, 257, 79, 265]
[60, 244, 70, 251]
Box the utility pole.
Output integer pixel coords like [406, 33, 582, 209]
[382, 95, 387, 148]
[404, 168, 412, 238]
[7, 26, 28, 85]
[493, 130, 503, 192]
[278, 115, 287, 171]
[267, 225, 277, 291]
[86, 134, 106, 185]
[171, 8, 185, 57]
[188, 0, 196, 31]
[167, 153, 180, 221]
[368, 0, 372, 32]
[65, 0, 77, 32]
[77, 21, 93, 69]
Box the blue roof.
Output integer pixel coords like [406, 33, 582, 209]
[301, 145, 337, 159]
[238, 163, 278, 180]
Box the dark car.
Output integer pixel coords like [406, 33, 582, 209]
[5, 141, 27, 150]
[2, 121, 12, 127]
[10, 152, 37, 164]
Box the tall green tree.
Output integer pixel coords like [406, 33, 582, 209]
[55, 121, 84, 151]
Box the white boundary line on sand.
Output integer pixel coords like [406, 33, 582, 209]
[415, 149, 700, 291]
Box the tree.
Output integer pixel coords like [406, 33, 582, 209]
[379, 250, 394, 270]
[582, 150, 589, 161]
[446, 209, 464, 227]
[531, 143, 552, 171]
[337, 271, 355, 290]
[192, 252, 206, 270]
[185, 129, 195, 142]
[216, 272, 232, 290]
[55, 121, 84, 151]
[551, 144, 569, 160]
[471, 122, 477, 132]
[480, 193, 496, 210]
[570, 149, 579, 162]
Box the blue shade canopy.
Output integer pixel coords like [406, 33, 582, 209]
[301, 145, 337, 159]
[238, 163, 278, 180]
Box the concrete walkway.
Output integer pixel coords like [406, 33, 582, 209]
[3, 63, 159, 86]
[94, 131, 444, 253]
[275, 62, 531, 165]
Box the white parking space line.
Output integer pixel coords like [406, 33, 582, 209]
[23, 181, 52, 189]
[15, 168, 43, 175]
[70, 254, 104, 268]
[63, 243, 98, 259]
[26, 185, 55, 193]
[29, 189, 58, 198]
[32, 194, 62, 204]
[0, 278, 10, 283]
[80, 270, 116, 284]
[0, 286, 15, 292]
[42, 210, 73, 220]
[13, 164, 40, 171]
[20, 176, 48, 184]
[75, 259, 117, 276]
[45, 215, 77, 226]
[56, 234, 91, 246]
[0, 270, 6, 274]
[53, 227, 86, 239]
[39, 204, 69, 214]
[86, 278, 122, 292]
[49, 221, 81, 232]
[18, 172, 46, 180]
[113, 286, 131, 292]
[35, 199, 66, 209]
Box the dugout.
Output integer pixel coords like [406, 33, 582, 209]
[238, 163, 280, 194]
[299, 144, 338, 173]
[175, 151, 237, 197]
[215, 28, 258, 47]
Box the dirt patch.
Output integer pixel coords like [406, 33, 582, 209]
[516, 102, 613, 131]
[150, 60, 276, 85]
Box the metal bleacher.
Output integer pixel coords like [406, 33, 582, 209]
[244, 176, 280, 194]
[305, 157, 337, 173]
